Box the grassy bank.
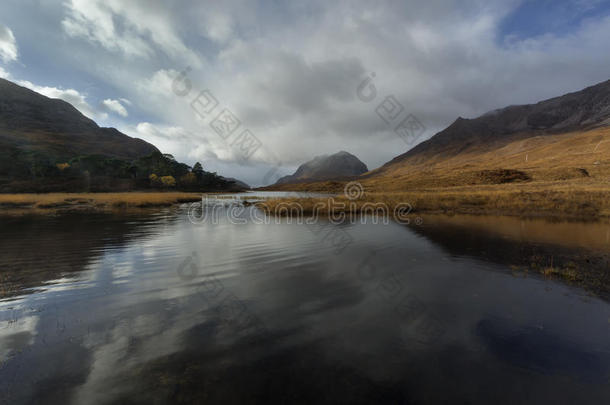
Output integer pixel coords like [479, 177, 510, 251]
[258, 183, 610, 220]
[0, 192, 203, 214]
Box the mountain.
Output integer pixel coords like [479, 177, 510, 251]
[385, 79, 610, 167]
[0, 78, 239, 193]
[0, 78, 158, 160]
[275, 151, 368, 185]
[352, 79, 610, 191]
[222, 177, 251, 190]
[263, 79, 610, 193]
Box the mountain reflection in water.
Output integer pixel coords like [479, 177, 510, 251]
[1, 206, 609, 404]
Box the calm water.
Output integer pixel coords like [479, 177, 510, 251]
[0, 200, 609, 404]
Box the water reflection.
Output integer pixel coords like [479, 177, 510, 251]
[476, 317, 610, 383]
[410, 214, 610, 298]
[0, 209, 182, 300]
[0, 206, 609, 404]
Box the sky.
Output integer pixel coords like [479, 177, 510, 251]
[1, 0, 610, 186]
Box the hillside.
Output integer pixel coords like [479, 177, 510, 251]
[266, 79, 610, 192]
[384, 78, 610, 168]
[360, 126, 610, 191]
[261, 125, 610, 219]
[261, 80, 610, 219]
[266, 125, 610, 193]
[355, 79, 610, 192]
[0, 78, 239, 193]
[0, 78, 158, 160]
[276, 151, 368, 185]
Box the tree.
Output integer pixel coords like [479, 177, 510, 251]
[160, 175, 176, 187]
[192, 162, 204, 180]
[149, 173, 160, 186]
[180, 172, 196, 186]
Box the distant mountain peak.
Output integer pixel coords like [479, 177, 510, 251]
[275, 151, 368, 185]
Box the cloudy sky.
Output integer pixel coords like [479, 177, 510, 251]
[1, 0, 610, 185]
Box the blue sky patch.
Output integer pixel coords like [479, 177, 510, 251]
[498, 0, 610, 44]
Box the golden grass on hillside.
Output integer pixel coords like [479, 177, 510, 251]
[0, 192, 202, 214]
[362, 126, 610, 190]
[258, 127, 610, 220]
[262, 127, 610, 192]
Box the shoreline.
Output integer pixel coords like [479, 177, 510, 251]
[257, 182, 610, 222]
[0, 192, 204, 215]
[1, 191, 608, 297]
[1, 185, 610, 222]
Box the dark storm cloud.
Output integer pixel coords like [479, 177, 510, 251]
[0, 0, 609, 185]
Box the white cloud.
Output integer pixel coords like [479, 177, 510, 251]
[61, 0, 201, 66]
[61, 0, 153, 58]
[16, 79, 100, 118]
[14, 79, 111, 121]
[102, 98, 128, 117]
[137, 69, 178, 98]
[124, 122, 219, 162]
[0, 24, 18, 63]
[4, 0, 610, 183]
[84, 0, 606, 179]
[201, 11, 234, 43]
[185, 0, 610, 173]
[0, 66, 10, 79]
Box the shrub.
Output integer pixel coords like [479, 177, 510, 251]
[160, 175, 176, 187]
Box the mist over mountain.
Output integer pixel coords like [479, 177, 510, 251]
[275, 151, 368, 185]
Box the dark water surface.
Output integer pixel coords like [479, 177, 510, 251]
[0, 202, 609, 404]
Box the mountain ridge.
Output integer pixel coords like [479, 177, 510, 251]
[276, 151, 368, 185]
[384, 78, 610, 168]
[262, 78, 610, 194]
[0, 77, 158, 160]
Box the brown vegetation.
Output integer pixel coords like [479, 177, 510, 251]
[259, 185, 610, 220]
[0, 192, 202, 214]
[259, 127, 610, 220]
